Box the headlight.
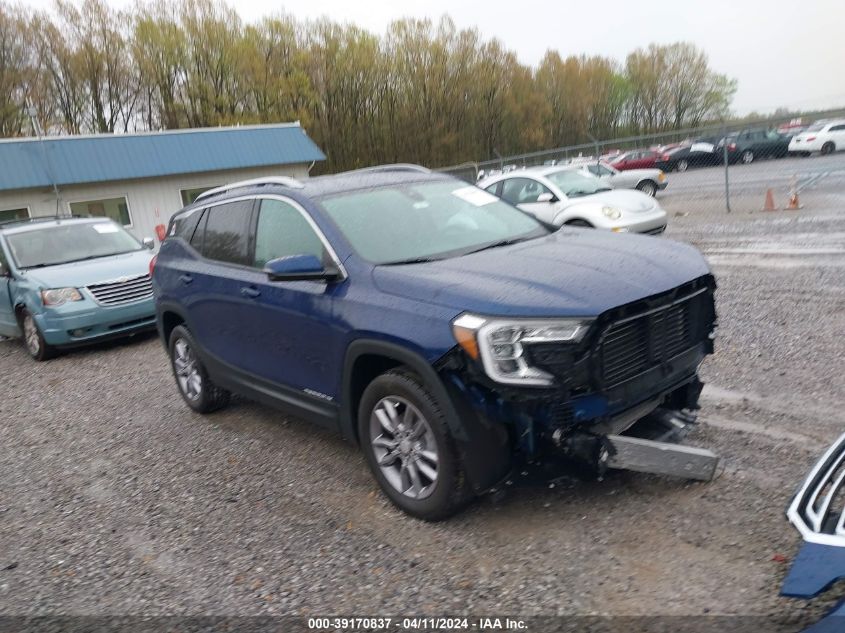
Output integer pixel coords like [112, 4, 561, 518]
[602, 206, 622, 220]
[452, 314, 591, 386]
[41, 288, 83, 306]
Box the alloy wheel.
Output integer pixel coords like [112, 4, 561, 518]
[639, 182, 656, 197]
[173, 338, 202, 401]
[677, 160, 688, 172]
[742, 150, 754, 164]
[369, 396, 439, 499]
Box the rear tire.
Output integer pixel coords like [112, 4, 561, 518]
[20, 309, 56, 361]
[821, 142, 835, 156]
[358, 368, 470, 521]
[168, 325, 230, 413]
[636, 180, 658, 197]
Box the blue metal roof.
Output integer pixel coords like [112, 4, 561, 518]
[0, 124, 325, 192]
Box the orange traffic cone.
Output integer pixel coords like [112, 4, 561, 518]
[762, 188, 776, 211]
[786, 178, 803, 211]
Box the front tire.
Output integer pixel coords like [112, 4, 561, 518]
[565, 219, 593, 228]
[636, 180, 658, 197]
[676, 159, 689, 172]
[20, 309, 56, 361]
[358, 368, 470, 520]
[168, 325, 230, 413]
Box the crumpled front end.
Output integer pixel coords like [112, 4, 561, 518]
[437, 275, 718, 486]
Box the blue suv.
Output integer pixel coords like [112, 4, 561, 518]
[153, 166, 717, 520]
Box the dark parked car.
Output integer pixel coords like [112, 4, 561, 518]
[720, 128, 791, 164]
[655, 137, 723, 172]
[152, 167, 718, 520]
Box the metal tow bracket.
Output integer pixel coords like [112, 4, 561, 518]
[604, 434, 719, 482]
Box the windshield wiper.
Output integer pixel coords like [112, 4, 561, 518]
[382, 256, 442, 266]
[463, 236, 532, 256]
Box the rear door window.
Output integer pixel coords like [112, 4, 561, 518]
[200, 200, 254, 265]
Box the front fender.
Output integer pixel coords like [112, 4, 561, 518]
[341, 339, 512, 493]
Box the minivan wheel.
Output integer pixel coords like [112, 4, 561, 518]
[741, 150, 754, 164]
[21, 309, 56, 361]
[168, 325, 230, 413]
[636, 180, 657, 197]
[821, 142, 835, 155]
[358, 369, 470, 520]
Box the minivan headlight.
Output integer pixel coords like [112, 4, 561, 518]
[452, 314, 591, 386]
[41, 288, 83, 306]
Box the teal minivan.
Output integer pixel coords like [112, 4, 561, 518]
[0, 217, 156, 360]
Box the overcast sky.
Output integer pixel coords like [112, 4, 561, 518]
[27, 0, 845, 115]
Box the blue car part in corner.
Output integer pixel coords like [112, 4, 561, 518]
[782, 432, 845, 632]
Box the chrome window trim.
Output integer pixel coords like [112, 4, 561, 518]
[196, 194, 348, 282]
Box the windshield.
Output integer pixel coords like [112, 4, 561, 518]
[545, 169, 612, 197]
[319, 181, 549, 265]
[5, 221, 143, 269]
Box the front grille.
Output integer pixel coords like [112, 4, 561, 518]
[788, 432, 845, 546]
[86, 274, 153, 306]
[599, 289, 707, 388]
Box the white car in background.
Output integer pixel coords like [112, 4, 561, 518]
[788, 119, 845, 156]
[570, 159, 668, 197]
[478, 166, 668, 235]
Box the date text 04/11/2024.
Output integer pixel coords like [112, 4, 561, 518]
[306, 617, 528, 630]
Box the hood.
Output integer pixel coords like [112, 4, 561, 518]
[372, 229, 710, 317]
[564, 188, 657, 213]
[21, 249, 153, 289]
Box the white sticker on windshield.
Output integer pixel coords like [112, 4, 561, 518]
[92, 223, 119, 233]
[451, 186, 498, 207]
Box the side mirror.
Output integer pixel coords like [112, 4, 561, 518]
[264, 254, 341, 283]
[142, 237, 155, 250]
[536, 192, 558, 203]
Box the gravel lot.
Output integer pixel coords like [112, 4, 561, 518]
[1, 173, 844, 629]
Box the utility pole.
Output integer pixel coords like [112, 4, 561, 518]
[26, 100, 62, 216]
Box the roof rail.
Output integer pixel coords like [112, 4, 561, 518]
[341, 163, 431, 176]
[194, 176, 305, 203]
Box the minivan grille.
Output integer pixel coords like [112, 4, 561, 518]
[599, 291, 704, 388]
[86, 274, 153, 306]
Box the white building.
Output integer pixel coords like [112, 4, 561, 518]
[0, 123, 325, 241]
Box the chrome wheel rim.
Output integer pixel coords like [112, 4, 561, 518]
[742, 151, 753, 163]
[677, 160, 688, 172]
[369, 396, 439, 500]
[23, 315, 40, 355]
[173, 338, 202, 401]
[641, 183, 656, 196]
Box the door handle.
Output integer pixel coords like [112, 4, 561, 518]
[179, 274, 193, 285]
[240, 286, 261, 299]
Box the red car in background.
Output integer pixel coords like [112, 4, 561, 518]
[609, 149, 660, 171]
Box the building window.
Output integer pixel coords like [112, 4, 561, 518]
[69, 196, 131, 226]
[0, 207, 30, 223]
[180, 186, 217, 206]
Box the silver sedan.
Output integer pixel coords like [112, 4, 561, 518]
[572, 160, 668, 197]
[478, 166, 668, 235]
